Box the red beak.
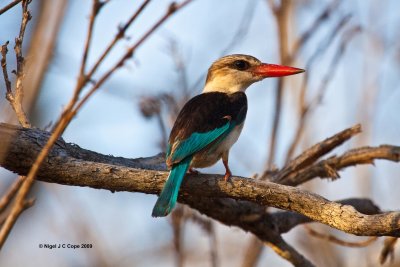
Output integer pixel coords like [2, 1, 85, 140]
[251, 63, 305, 77]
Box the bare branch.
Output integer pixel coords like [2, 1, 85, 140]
[0, 198, 34, 226]
[312, 25, 361, 106]
[284, 25, 361, 163]
[305, 226, 377, 247]
[1, 42, 12, 97]
[305, 14, 352, 70]
[171, 206, 185, 267]
[279, 145, 400, 186]
[1, 0, 32, 128]
[264, 232, 315, 267]
[12, 0, 31, 126]
[266, 0, 279, 15]
[220, 1, 256, 55]
[265, 0, 292, 169]
[380, 237, 398, 264]
[0, 176, 24, 213]
[22, 0, 68, 114]
[86, 0, 152, 82]
[0, 0, 22, 16]
[272, 124, 362, 182]
[78, 0, 103, 84]
[241, 239, 263, 267]
[73, 0, 195, 115]
[1, 123, 400, 239]
[0, 0, 194, 249]
[291, 0, 341, 58]
[0, 0, 33, 248]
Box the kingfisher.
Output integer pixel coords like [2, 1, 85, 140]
[152, 54, 304, 217]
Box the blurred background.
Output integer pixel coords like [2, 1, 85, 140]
[0, 0, 399, 266]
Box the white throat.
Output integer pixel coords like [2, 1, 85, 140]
[202, 79, 251, 94]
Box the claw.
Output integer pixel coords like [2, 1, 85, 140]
[223, 170, 232, 182]
[188, 168, 199, 175]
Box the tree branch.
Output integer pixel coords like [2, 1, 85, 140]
[278, 145, 400, 186]
[0, 0, 22, 16]
[304, 226, 377, 247]
[263, 230, 315, 267]
[380, 237, 398, 264]
[0, 0, 193, 249]
[1, 123, 400, 239]
[273, 124, 361, 182]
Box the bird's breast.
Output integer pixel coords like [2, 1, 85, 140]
[217, 122, 244, 152]
[190, 122, 245, 168]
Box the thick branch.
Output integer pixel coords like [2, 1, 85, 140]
[0, 123, 400, 238]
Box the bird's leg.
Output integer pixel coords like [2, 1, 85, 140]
[188, 168, 199, 175]
[222, 151, 232, 182]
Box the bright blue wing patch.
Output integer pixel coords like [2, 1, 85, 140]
[169, 121, 230, 163]
[207, 106, 247, 155]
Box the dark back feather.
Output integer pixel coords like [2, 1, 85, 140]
[169, 92, 247, 144]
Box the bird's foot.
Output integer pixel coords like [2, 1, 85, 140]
[188, 168, 199, 175]
[222, 157, 232, 182]
[223, 169, 232, 182]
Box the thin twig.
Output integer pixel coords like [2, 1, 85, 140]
[164, 38, 190, 99]
[380, 237, 398, 264]
[66, 0, 105, 112]
[266, 0, 278, 15]
[0, 176, 24, 214]
[241, 239, 263, 267]
[243, 3, 290, 262]
[156, 112, 168, 152]
[305, 14, 352, 71]
[208, 222, 218, 267]
[0, 0, 33, 249]
[171, 206, 185, 267]
[0, 0, 22, 16]
[78, 0, 103, 84]
[190, 0, 256, 96]
[279, 145, 400, 186]
[1, 42, 12, 96]
[220, 1, 256, 55]
[284, 18, 356, 163]
[264, 231, 315, 267]
[73, 0, 194, 115]
[0, 0, 35, 248]
[312, 26, 362, 106]
[1, 0, 32, 128]
[21, 0, 68, 114]
[184, 211, 218, 267]
[291, 0, 341, 59]
[0, 0, 194, 249]
[273, 124, 362, 182]
[86, 0, 151, 82]
[0, 198, 34, 226]
[305, 226, 378, 247]
[265, 0, 291, 169]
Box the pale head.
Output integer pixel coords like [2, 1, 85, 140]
[203, 54, 304, 94]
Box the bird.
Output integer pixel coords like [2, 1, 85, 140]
[152, 54, 304, 217]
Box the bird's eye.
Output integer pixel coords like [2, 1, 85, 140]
[233, 60, 250, 71]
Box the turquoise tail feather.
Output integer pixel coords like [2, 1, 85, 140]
[152, 157, 192, 217]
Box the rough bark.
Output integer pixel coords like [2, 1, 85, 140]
[0, 123, 399, 239]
